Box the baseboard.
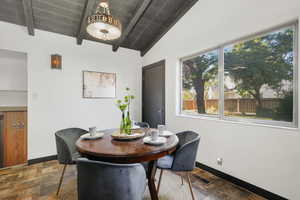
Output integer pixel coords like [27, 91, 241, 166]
[196, 162, 288, 200]
[28, 155, 57, 165]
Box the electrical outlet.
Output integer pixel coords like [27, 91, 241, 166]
[217, 158, 223, 166]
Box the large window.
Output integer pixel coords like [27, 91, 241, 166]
[180, 23, 298, 127]
[182, 49, 219, 116]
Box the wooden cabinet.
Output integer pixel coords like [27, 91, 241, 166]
[2, 111, 27, 167]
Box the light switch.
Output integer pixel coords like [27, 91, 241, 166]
[32, 93, 38, 100]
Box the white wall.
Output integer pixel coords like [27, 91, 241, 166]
[0, 91, 27, 106]
[142, 0, 300, 199]
[0, 21, 142, 160]
[0, 49, 27, 106]
[0, 49, 27, 91]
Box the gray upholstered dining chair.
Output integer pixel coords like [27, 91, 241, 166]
[77, 158, 147, 200]
[156, 131, 200, 200]
[55, 128, 88, 196]
[135, 121, 150, 128]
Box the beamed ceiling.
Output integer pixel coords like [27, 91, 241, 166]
[0, 0, 198, 56]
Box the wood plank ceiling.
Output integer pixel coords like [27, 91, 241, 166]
[0, 0, 198, 56]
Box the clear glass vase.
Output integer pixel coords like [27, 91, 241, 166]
[124, 111, 132, 134]
[120, 112, 126, 133]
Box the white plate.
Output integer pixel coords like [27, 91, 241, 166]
[159, 130, 174, 137]
[131, 125, 141, 130]
[80, 132, 104, 140]
[143, 136, 167, 145]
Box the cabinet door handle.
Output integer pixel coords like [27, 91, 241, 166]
[18, 122, 24, 129]
[12, 123, 17, 128]
[12, 122, 25, 129]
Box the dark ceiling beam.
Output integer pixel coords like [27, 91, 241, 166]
[112, 0, 152, 52]
[22, 0, 35, 36]
[77, 0, 96, 45]
[141, 0, 199, 57]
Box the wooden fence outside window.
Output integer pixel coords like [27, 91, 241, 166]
[183, 98, 280, 114]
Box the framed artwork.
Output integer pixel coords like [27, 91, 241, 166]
[83, 71, 116, 98]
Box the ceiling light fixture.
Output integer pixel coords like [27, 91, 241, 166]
[86, 0, 122, 41]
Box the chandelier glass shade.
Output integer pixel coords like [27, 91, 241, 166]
[86, 1, 122, 41]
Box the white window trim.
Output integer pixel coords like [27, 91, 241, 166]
[178, 20, 299, 128]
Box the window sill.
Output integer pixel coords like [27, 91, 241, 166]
[176, 113, 299, 131]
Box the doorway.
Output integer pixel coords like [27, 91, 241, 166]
[142, 60, 165, 128]
[0, 49, 28, 168]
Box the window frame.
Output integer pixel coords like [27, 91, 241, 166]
[178, 21, 299, 128]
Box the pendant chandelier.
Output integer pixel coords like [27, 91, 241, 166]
[86, 0, 122, 41]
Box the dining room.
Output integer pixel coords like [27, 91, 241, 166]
[0, 0, 299, 200]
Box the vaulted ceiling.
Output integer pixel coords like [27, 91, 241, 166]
[0, 0, 198, 56]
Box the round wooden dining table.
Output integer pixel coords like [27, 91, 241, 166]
[76, 128, 179, 200]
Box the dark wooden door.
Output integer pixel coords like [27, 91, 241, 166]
[3, 111, 27, 167]
[142, 60, 165, 128]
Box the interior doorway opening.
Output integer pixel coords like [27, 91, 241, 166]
[0, 49, 28, 168]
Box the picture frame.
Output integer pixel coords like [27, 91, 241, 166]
[82, 71, 116, 98]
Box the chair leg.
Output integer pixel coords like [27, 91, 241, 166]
[181, 175, 184, 185]
[157, 169, 164, 194]
[187, 172, 195, 200]
[56, 164, 67, 196]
